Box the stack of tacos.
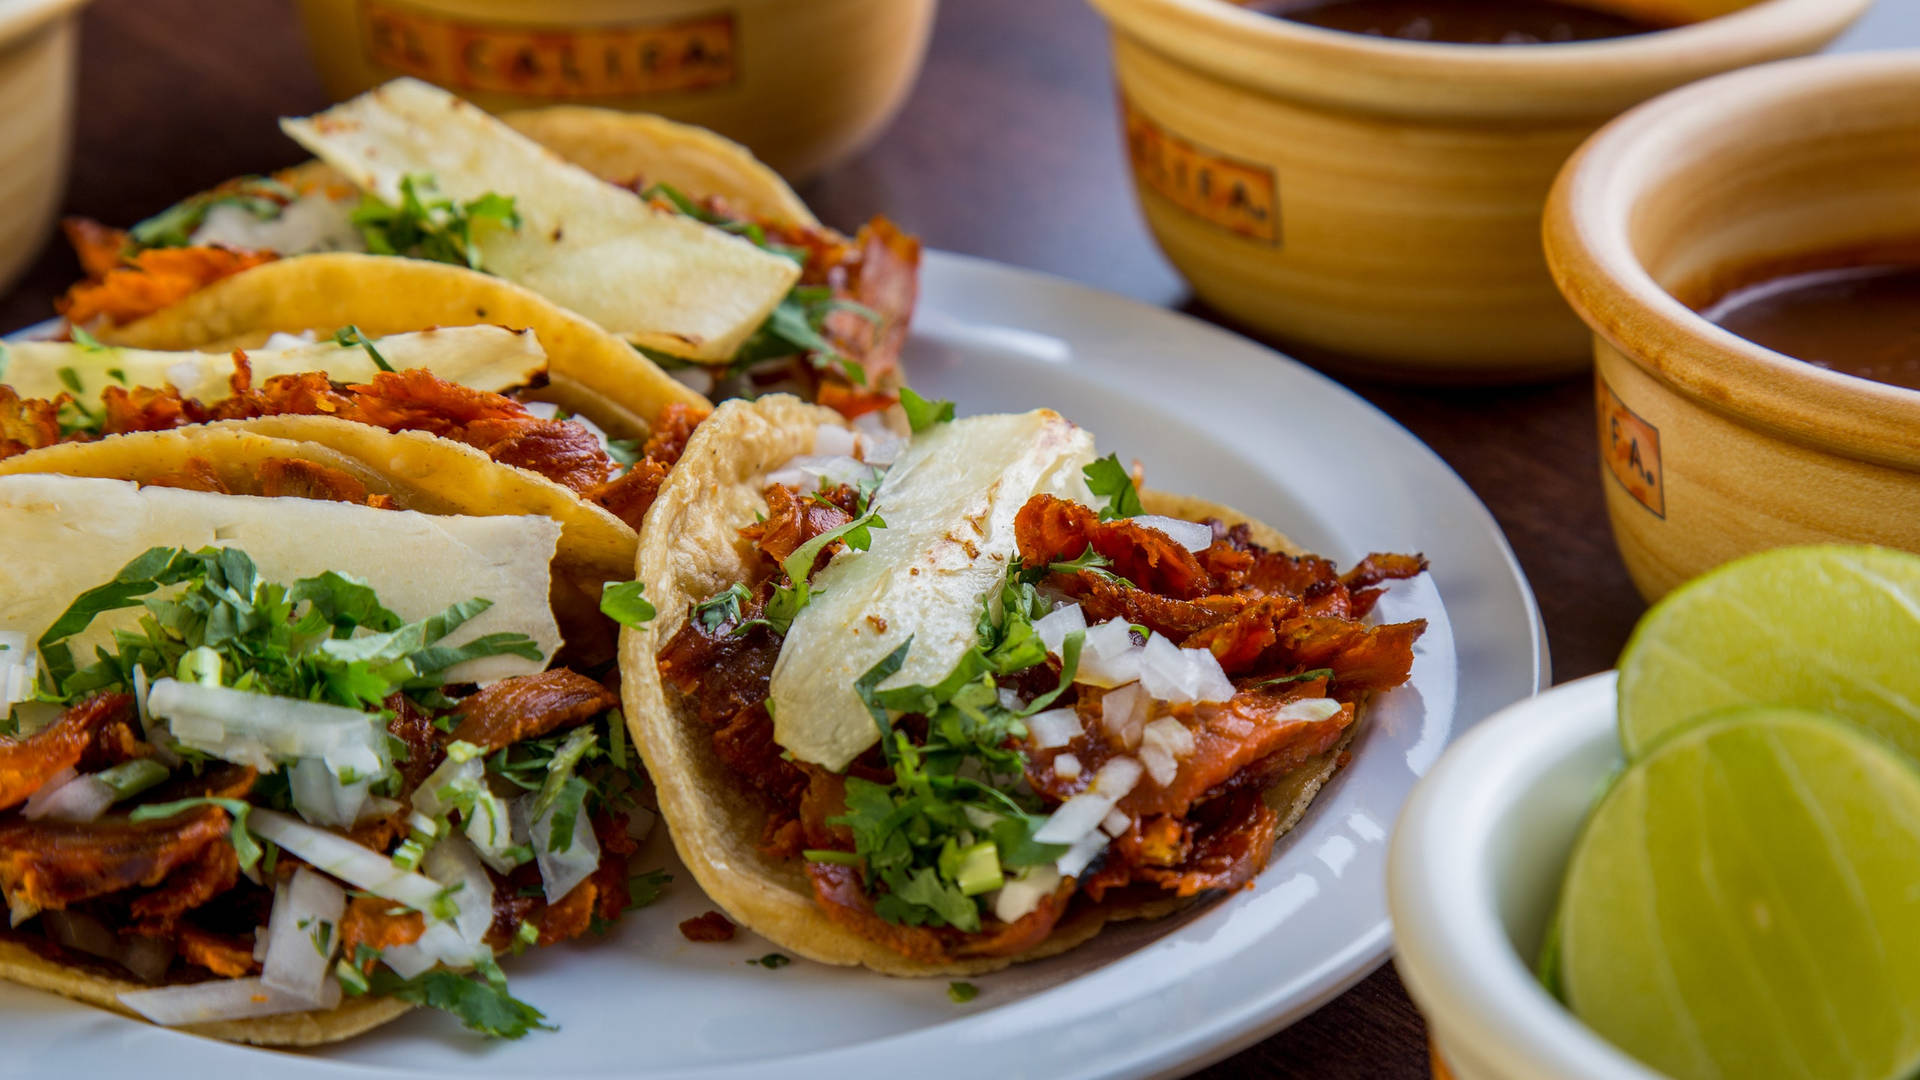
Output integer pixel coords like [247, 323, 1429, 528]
[0, 76, 1431, 1046]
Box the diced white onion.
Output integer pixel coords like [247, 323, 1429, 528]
[1271, 698, 1344, 724]
[1100, 808, 1132, 837]
[149, 679, 387, 780]
[1076, 620, 1144, 688]
[670, 366, 715, 395]
[290, 756, 372, 828]
[250, 809, 446, 914]
[1137, 633, 1235, 704]
[1033, 604, 1086, 658]
[766, 454, 877, 493]
[463, 789, 518, 872]
[851, 412, 906, 465]
[813, 423, 858, 459]
[1130, 514, 1214, 552]
[24, 774, 116, 823]
[1092, 756, 1144, 800]
[130, 665, 180, 766]
[992, 864, 1061, 923]
[1100, 683, 1148, 749]
[1052, 753, 1083, 780]
[21, 767, 78, 818]
[997, 687, 1023, 711]
[1026, 708, 1083, 750]
[261, 867, 346, 1003]
[1056, 831, 1110, 879]
[119, 976, 342, 1026]
[1140, 746, 1179, 787]
[1142, 716, 1198, 760]
[383, 836, 495, 976]
[261, 330, 319, 350]
[1033, 791, 1117, 845]
[410, 754, 484, 820]
[122, 936, 174, 984]
[190, 190, 361, 254]
[0, 631, 37, 712]
[527, 792, 601, 904]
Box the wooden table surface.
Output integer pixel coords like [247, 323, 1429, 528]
[7, 0, 1912, 1075]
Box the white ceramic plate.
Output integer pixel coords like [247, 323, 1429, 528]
[0, 251, 1546, 1079]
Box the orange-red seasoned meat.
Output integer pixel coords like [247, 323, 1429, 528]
[447, 669, 617, 751]
[338, 894, 425, 964]
[175, 924, 260, 978]
[1134, 790, 1281, 897]
[1016, 494, 1213, 599]
[679, 910, 736, 943]
[256, 458, 372, 503]
[0, 694, 138, 810]
[1057, 576, 1247, 640]
[385, 692, 445, 795]
[1184, 596, 1425, 692]
[740, 483, 856, 567]
[128, 840, 239, 936]
[58, 225, 276, 327]
[0, 805, 229, 914]
[0, 386, 62, 460]
[484, 812, 637, 949]
[807, 862, 1070, 964]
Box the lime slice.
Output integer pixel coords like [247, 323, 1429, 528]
[1556, 707, 1920, 1080]
[1618, 545, 1920, 760]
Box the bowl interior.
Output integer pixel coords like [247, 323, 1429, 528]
[1620, 62, 1920, 312]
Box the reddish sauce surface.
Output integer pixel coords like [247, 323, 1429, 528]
[1701, 264, 1920, 393]
[1242, 0, 1673, 43]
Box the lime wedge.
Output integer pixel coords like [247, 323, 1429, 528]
[1556, 707, 1920, 1080]
[1618, 545, 1920, 760]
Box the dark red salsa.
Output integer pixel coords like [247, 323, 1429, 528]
[1701, 263, 1920, 393]
[1241, 0, 1675, 44]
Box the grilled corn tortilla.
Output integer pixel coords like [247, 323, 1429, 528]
[92, 253, 706, 442]
[281, 79, 799, 361]
[0, 939, 411, 1046]
[501, 107, 816, 228]
[618, 398, 1349, 975]
[0, 419, 635, 664]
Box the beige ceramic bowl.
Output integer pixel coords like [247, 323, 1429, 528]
[1085, 0, 1871, 380]
[295, 0, 935, 181]
[1546, 51, 1920, 602]
[0, 0, 87, 295]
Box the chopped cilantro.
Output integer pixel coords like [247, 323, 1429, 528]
[747, 953, 792, 969]
[127, 175, 295, 251]
[948, 981, 980, 1003]
[352, 174, 521, 272]
[627, 869, 672, 910]
[743, 504, 886, 637]
[1084, 454, 1144, 520]
[332, 325, 393, 372]
[365, 957, 551, 1039]
[899, 386, 955, 433]
[33, 545, 539, 713]
[822, 568, 1084, 931]
[606, 437, 643, 468]
[1037, 545, 1133, 587]
[693, 582, 751, 633]
[67, 325, 107, 352]
[599, 580, 655, 629]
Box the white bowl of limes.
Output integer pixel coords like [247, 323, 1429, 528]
[1388, 545, 1920, 1080]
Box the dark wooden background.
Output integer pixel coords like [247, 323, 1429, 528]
[5, 0, 1909, 1074]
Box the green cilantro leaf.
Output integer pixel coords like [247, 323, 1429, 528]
[127, 175, 295, 251]
[948, 981, 980, 1003]
[899, 386, 955, 433]
[600, 581, 655, 629]
[1249, 667, 1336, 688]
[693, 582, 751, 633]
[627, 869, 672, 910]
[751, 506, 886, 636]
[747, 953, 792, 969]
[351, 174, 521, 271]
[365, 961, 551, 1039]
[1084, 454, 1144, 520]
[332, 325, 393, 372]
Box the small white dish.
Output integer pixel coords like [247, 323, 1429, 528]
[1389, 672, 1666, 1080]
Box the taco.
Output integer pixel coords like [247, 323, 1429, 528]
[619, 396, 1429, 974]
[0, 325, 708, 555]
[57, 80, 919, 420]
[0, 469, 668, 1043]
